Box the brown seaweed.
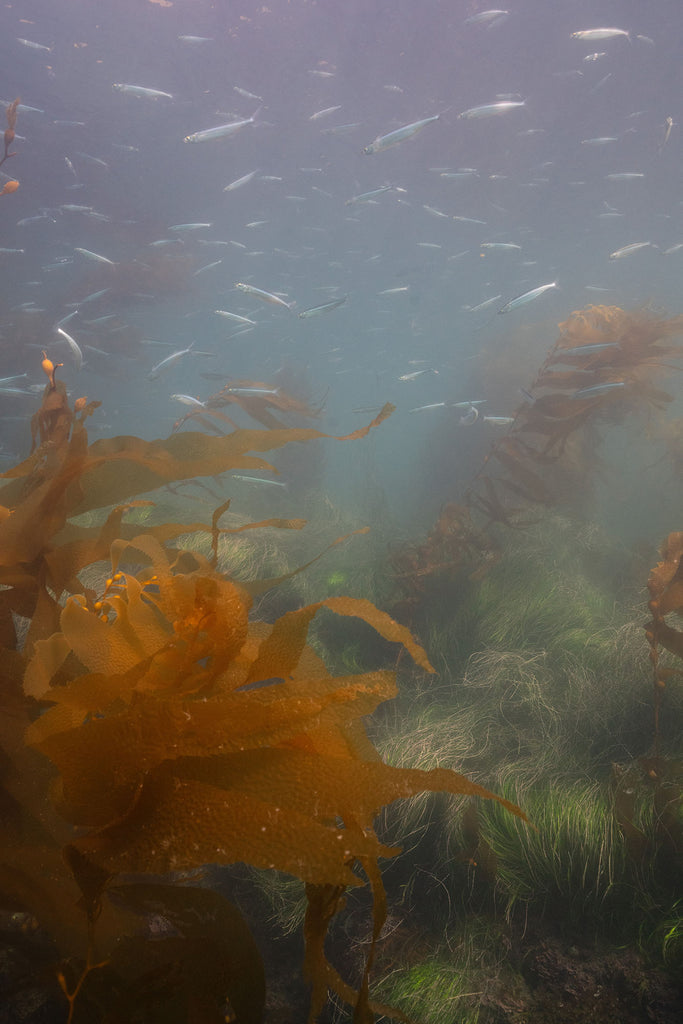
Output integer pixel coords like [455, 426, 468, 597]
[393, 305, 683, 603]
[0, 97, 19, 170]
[0, 374, 522, 1023]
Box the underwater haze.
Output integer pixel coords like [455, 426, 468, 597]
[1, 2, 682, 1024]
[0, 0, 682, 533]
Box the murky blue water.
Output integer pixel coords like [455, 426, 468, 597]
[0, 0, 681, 534]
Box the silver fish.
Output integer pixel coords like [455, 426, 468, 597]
[184, 110, 260, 143]
[464, 294, 502, 312]
[148, 345, 194, 380]
[235, 282, 293, 310]
[231, 474, 286, 487]
[464, 10, 509, 27]
[309, 105, 342, 121]
[555, 342, 620, 357]
[482, 415, 515, 425]
[363, 114, 440, 154]
[17, 38, 51, 51]
[480, 242, 522, 251]
[74, 247, 116, 265]
[459, 101, 525, 119]
[571, 28, 630, 42]
[223, 170, 259, 192]
[298, 295, 347, 318]
[346, 185, 394, 205]
[408, 402, 447, 413]
[113, 84, 173, 100]
[609, 242, 654, 259]
[169, 222, 212, 232]
[214, 310, 257, 325]
[192, 260, 223, 277]
[57, 327, 83, 371]
[572, 381, 626, 399]
[225, 386, 279, 396]
[498, 281, 557, 313]
[233, 86, 262, 100]
[171, 394, 206, 407]
[398, 369, 439, 381]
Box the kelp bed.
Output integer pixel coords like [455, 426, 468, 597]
[0, 304, 681, 1024]
[0, 364, 525, 1023]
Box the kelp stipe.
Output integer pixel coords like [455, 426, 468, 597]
[0, 378, 523, 1023]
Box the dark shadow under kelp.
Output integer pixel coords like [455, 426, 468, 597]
[0, 369, 523, 1023]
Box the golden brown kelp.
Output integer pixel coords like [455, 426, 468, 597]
[394, 305, 683, 599]
[0, 96, 20, 186]
[471, 305, 683, 518]
[645, 531, 683, 752]
[0, 381, 522, 1023]
[173, 378, 324, 433]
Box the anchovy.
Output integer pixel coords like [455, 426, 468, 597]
[609, 242, 654, 259]
[192, 260, 223, 276]
[606, 172, 645, 181]
[498, 282, 557, 313]
[148, 345, 194, 380]
[298, 295, 347, 318]
[309, 105, 342, 121]
[480, 242, 522, 251]
[398, 369, 438, 381]
[555, 342, 620, 357]
[235, 282, 293, 310]
[482, 415, 515, 425]
[225, 386, 279, 396]
[346, 185, 393, 205]
[572, 381, 626, 399]
[363, 114, 440, 154]
[214, 310, 257, 325]
[459, 101, 525, 119]
[408, 402, 447, 413]
[57, 327, 84, 371]
[171, 394, 206, 407]
[74, 247, 116, 265]
[17, 37, 51, 51]
[571, 28, 630, 42]
[113, 84, 173, 100]
[233, 86, 262, 100]
[231, 475, 287, 487]
[464, 10, 509, 27]
[184, 109, 260, 143]
[169, 222, 212, 232]
[465, 295, 502, 312]
[223, 170, 259, 192]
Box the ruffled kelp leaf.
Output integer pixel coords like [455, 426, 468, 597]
[73, 770, 392, 883]
[61, 407, 394, 517]
[28, 671, 397, 826]
[245, 595, 434, 684]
